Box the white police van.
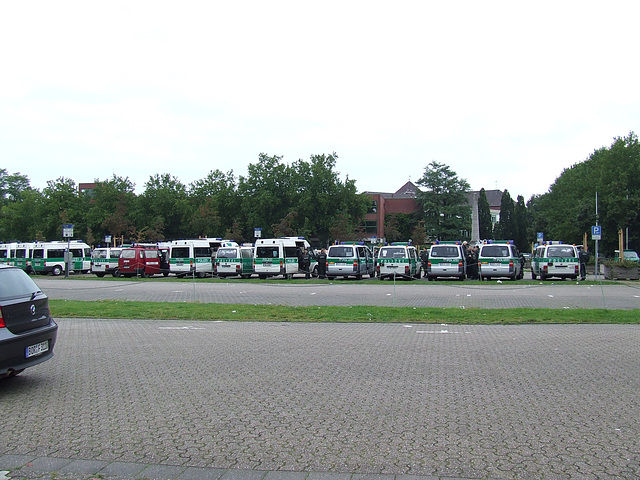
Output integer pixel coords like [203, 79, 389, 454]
[376, 242, 421, 280]
[169, 239, 214, 277]
[477, 240, 524, 281]
[253, 237, 315, 279]
[91, 247, 123, 277]
[326, 242, 375, 279]
[531, 241, 579, 281]
[215, 245, 254, 278]
[31, 241, 91, 276]
[426, 241, 467, 281]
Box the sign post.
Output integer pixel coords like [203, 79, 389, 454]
[592, 225, 602, 280]
[62, 224, 74, 278]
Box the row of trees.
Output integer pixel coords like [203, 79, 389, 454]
[0, 153, 369, 248]
[2, 132, 638, 255]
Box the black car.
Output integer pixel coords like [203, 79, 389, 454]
[0, 265, 58, 379]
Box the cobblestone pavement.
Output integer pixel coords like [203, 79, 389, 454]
[2, 320, 639, 479]
[35, 275, 640, 309]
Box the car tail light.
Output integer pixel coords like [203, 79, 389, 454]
[0, 307, 5, 328]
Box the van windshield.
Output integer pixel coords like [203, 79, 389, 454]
[431, 246, 459, 258]
[121, 250, 136, 259]
[92, 250, 108, 259]
[482, 246, 509, 257]
[329, 247, 354, 257]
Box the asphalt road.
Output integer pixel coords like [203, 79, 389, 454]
[32, 275, 640, 309]
[2, 277, 640, 480]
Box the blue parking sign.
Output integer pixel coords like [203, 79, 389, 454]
[591, 225, 602, 240]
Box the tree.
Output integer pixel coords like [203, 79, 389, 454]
[238, 154, 293, 239]
[238, 153, 369, 245]
[530, 132, 640, 255]
[478, 188, 492, 240]
[384, 213, 418, 243]
[514, 195, 528, 252]
[415, 161, 471, 241]
[138, 173, 189, 241]
[40, 177, 82, 240]
[0, 170, 31, 205]
[0, 188, 44, 241]
[85, 175, 137, 246]
[188, 169, 239, 238]
[494, 190, 515, 240]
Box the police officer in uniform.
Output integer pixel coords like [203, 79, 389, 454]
[317, 248, 327, 279]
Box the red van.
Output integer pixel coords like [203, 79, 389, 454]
[118, 245, 162, 278]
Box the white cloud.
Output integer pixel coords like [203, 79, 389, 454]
[1, 0, 639, 198]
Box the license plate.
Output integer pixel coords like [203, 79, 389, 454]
[26, 341, 49, 358]
[556, 265, 567, 268]
[440, 263, 451, 266]
[263, 261, 272, 266]
[491, 263, 502, 266]
[337, 262, 346, 266]
[221, 264, 231, 268]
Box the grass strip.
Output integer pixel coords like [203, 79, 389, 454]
[50, 300, 639, 324]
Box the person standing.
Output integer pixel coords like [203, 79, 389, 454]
[419, 248, 429, 278]
[579, 246, 590, 281]
[317, 248, 327, 279]
[300, 248, 312, 279]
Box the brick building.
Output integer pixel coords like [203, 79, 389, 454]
[364, 182, 502, 243]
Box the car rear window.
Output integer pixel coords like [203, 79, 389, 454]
[379, 247, 406, 259]
[431, 246, 459, 258]
[481, 246, 510, 257]
[0, 268, 41, 301]
[329, 247, 354, 257]
[547, 246, 576, 258]
[256, 246, 279, 258]
[217, 248, 238, 259]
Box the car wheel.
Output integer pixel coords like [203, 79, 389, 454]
[52, 265, 63, 276]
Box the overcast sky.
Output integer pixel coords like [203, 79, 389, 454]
[2, 1, 638, 201]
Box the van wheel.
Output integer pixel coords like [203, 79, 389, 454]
[285, 274, 293, 279]
[531, 271, 537, 280]
[259, 275, 266, 279]
[112, 269, 121, 278]
[355, 273, 362, 280]
[96, 273, 105, 278]
[52, 265, 63, 276]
